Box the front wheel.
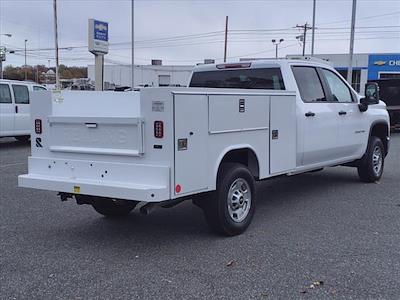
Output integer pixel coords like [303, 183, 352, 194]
[203, 163, 256, 236]
[357, 136, 385, 183]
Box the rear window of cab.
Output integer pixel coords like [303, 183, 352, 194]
[189, 67, 285, 90]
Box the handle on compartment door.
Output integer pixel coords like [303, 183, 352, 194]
[305, 111, 315, 117]
[85, 123, 98, 128]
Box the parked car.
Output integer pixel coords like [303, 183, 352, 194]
[0, 79, 47, 141]
[19, 58, 390, 236]
[368, 78, 400, 130]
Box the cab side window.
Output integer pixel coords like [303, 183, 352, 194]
[0, 84, 12, 103]
[321, 69, 353, 103]
[292, 66, 326, 102]
[12, 85, 29, 104]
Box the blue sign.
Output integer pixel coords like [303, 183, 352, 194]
[94, 20, 108, 42]
[368, 54, 400, 80]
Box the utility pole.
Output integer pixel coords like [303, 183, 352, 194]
[53, 0, 60, 89]
[131, 0, 135, 91]
[224, 16, 228, 62]
[24, 39, 28, 80]
[347, 0, 357, 85]
[271, 39, 284, 59]
[0, 34, 12, 79]
[296, 23, 312, 56]
[311, 0, 316, 55]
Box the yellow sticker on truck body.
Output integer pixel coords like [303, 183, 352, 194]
[73, 186, 81, 193]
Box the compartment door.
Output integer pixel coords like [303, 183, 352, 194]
[174, 94, 208, 195]
[270, 95, 297, 174]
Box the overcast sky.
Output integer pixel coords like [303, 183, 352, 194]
[1, 0, 399, 67]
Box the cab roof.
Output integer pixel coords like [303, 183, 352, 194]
[192, 58, 333, 73]
[0, 79, 47, 89]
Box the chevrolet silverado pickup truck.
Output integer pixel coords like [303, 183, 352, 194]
[19, 58, 390, 236]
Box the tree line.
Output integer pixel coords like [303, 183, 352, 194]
[2, 64, 88, 83]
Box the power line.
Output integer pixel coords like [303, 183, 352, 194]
[317, 11, 400, 26]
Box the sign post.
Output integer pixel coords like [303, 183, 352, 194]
[88, 19, 109, 91]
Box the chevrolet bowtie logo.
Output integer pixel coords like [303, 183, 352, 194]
[374, 60, 386, 66]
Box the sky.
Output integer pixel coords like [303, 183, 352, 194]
[0, 0, 399, 67]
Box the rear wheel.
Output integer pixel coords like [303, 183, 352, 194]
[91, 197, 138, 217]
[202, 163, 256, 236]
[357, 136, 385, 183]
[15, 135, 30, 142]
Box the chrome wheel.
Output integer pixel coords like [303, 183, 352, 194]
[227, 178, 251, 223]
[372, 145, 383, 176]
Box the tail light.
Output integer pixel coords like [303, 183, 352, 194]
[35, 119, 42, 134]
[154, 121, 164, 138]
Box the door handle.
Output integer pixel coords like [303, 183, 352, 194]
[305, 111, 315, 117]
[85, 123, 98, 128]
[15, 106, 18, 113]
[338, 111, 347, 116]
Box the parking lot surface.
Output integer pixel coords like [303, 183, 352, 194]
[1, 134, 399, 299]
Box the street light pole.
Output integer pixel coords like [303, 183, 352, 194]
[224, 16, 228, 62]
[24, 39, 28, 81]
[271, 39, 284, 59]
[311, 0, 316, 55]
[53, 0, 60, 89]
[347, 0, 357, 85]
[131, 0, 135, 91]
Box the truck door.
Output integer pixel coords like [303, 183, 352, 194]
[292, 66, 341, 166]
[0, 83, 14, 136]
[12, 84, 30, 134]
[174, 94, 208, 195]
[319, 68, 367, 159]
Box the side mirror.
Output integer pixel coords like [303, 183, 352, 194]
[359, 82, 380, 112]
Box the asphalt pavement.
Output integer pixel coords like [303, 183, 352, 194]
[1, 134, 399, 299]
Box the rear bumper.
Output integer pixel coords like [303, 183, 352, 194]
[18, 157, 170, 202]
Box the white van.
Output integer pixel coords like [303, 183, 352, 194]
[0, 79, 47, 141]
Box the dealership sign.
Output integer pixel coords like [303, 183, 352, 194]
[368, 54, 400, 80]
[373, 60, 400, 66]
[88, 19, 109, 54]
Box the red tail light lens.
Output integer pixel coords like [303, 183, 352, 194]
[154, 121, 164, 138]
[35, 119, 42, 134]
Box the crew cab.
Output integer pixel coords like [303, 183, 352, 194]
[0, 79, 47, 141]
[18, 58, 390, 236]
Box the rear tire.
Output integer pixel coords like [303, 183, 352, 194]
[357, 136, 385, 183]
[202, 163, 256, 236]
[15, 135, 30, 142]
[91, 197, 138, 217]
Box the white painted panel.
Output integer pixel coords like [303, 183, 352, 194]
[174, 94, 208, 195]
[270, 95, 297, 174]
[209, 95, 269, 133]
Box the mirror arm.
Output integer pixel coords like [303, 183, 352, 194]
[359, 97, 368, 112]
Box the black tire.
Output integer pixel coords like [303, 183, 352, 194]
[202, 163, 256, 236]
[15, 135, 30, 142]
[91, 197, 138, 217]
[357, 136, 385, 183]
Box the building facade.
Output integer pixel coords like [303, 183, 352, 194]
[314, 53, 400, 93]
[88, 64, 193, 88]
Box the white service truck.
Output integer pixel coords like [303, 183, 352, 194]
[19, 58, 390, 236]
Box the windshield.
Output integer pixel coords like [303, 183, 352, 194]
[189, 67, 285, 90]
